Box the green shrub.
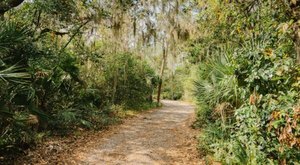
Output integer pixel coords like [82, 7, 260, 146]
[192, 1, 300, 164]
[0, 20, 158, 154]
[102, 52, 156, 109]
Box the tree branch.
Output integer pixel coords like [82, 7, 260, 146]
[0, 0, 25, 15]
[59, 19, 91, 54]
[40, 28, 70, 36]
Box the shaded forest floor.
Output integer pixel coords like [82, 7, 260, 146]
[15, 100, 201, 164]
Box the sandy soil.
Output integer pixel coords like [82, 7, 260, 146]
[69, 100, 200, 165]
[14, 100, 201, 165]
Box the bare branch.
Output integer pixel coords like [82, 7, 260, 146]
[40, 28, 70, 36]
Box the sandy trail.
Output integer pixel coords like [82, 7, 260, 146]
[71, 100, 200, 165]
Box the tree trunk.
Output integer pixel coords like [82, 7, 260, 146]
[157, 43, 167, 106]
[156, 80, 163, 106]
[171, 72, 174, 100]
[112, 70, 118, 104]
[295, 30, 300, 64]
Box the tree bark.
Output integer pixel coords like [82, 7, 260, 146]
[157, 43, 167, 106]
[295, 30, 300, 64]
[0, 0, 25, 15]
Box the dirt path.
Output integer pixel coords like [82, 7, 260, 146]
[69, 100, 200, 165]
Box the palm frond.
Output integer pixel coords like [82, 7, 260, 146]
[0, 65, 30, 83]
[0, 22, 29, 55]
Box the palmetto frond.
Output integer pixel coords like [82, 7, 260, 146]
[0, 65, 30, 83]
[0, 21, 29, 55]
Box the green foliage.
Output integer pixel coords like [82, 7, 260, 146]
[192, 0, 300, 164]
[194, 51, 244, 127]
[0, 0, 191, 162]
[161, 64, 199, 101]
[102, 52, 156, 108]
[161, 67, 186, 100]
[0, 14, 157, 158]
